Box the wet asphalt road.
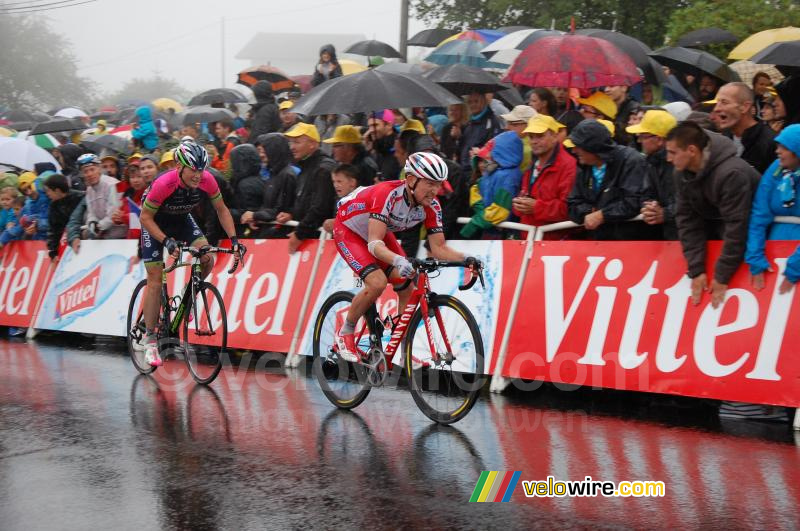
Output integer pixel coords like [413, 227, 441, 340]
[1, 336, 799, 530]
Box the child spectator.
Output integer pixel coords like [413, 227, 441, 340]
[0, 187, 19, 230]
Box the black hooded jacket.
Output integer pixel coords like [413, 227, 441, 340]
[58, 144, 86, 191]
[311, 44, 343, 87]
[775, 76, 800, 127]
[228, 144, 265, 234]
[253, 134, 297, 238]
[291, 149, 336, 240]
[47, 189, 84, 258]
[249, 81, 281, 140]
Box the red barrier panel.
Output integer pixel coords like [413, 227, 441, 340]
[0, 241, 52, 328]
[503, 240, 800, 407]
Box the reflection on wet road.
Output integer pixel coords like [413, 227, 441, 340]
[1, 337, 798, 529]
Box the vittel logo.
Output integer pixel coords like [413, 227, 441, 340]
[56, 265, 100, 319]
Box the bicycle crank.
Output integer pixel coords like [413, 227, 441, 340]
[364, 347, 388, 387]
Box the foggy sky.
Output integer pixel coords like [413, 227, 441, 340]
[41, 0, 432, 97]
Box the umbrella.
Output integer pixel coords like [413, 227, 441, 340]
[178, 106, 236, 125]
[426, 40, 507, 69]
[422, 64, 508, 95]
[408, 28, 460, 47]
[577, 29, 667, 85]
[81, 134, 131, 155]
[676, 28, 738, 48]
[151, 98, 184, 113]
[729, 60, 785, 86]
[375, 62, 426, 75]
[188, 88, 248, 106]
[291, 69, 460, 116]
[496, 87, 524, 108]
[339, 59, 367, 75]
[31, 117, 86, 135]
[0, 137, 60, 171]
[728, 26, 800, 60]
[480, 29, 553, 63]
[289, 75, 312, 93]
[1, 110, 35, 122]
[15, 131, 59, 149]
[236, 65, 295, 91]
[750, 41, 800, 68]
[498, 25, 533, 34]
[344, 39, 403, 59]
[0, 127, 15, 137]
[505, 34, 642, 88]
[54, 107, 88, 118]
[650, 46, 740, 83]
[439, 29, 506, 46]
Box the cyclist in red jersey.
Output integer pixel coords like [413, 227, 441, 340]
[333, 151, 480, 362]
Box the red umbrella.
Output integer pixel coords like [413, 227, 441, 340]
[504, 34, 642, 88]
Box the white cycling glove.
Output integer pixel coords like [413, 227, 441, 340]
[392, 255, 415, 278]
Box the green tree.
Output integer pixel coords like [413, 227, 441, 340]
[666, 0, 800, 57]
[0, 15, 93, 111]
[110, 74, 190, 106]
[412, 0, 690, 48]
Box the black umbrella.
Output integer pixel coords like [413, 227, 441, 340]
[1, 109, 35, 122]
[81, 134, 130, 155]
[577, 29, 667, 85]
[291, 69, 460, 116]
[496, 87, 524, 108]
[31, 117, 86, 135]
[345, 39, 403, 59]
[408, 28, 460, 47]
[178, 106, 236, 125]
[422, 63, 508, 95]
[188, 88, 248, 106]
[750, 41, 800, 68]
[649, 47, 740, 83]
[677, 28, 738, 48]
[375, 62, 425, 75]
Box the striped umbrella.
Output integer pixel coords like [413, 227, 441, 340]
[0, 127, 16, 137]
[15, 130, 59, 149]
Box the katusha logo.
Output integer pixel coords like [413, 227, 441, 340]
[55, 265, 101, 319]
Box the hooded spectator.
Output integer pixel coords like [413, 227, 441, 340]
[131, 106, 159, 152]
[243, 133, 298, 239]
[746, 124, 800, 291]
[311, 44, 343, 87]
[667, 122, 761, 308]
[43, 172, 84, 259]
[228, 144, 265, 236]
[324, 125, 378, 186]
[460, 131, 523, 238]
[714, 82, 776, 173]
[567, 120, 651, 240]
[0, 171, 50, 247]
[249, 80, 281, 139]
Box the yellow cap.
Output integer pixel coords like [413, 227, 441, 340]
[626, 110, 677, 138]
[18, 171, 36, 189]
[323, 125, 362, 144]
[279, 100, 295, 111]
[284, 122, 321, 142]
[400, 119, 426, 135]
[159, 150, 175, 165]
[577, 92, 618, 120]
[564, 119, 615, 148]
[127, 153, 143, 163]
[523, 114, 565, 134]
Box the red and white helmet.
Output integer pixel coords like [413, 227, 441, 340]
[404, 152, 448, 182]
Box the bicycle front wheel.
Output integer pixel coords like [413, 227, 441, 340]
[182, 281, 227, 385]
[127, 279, 156, 375]
[405, 295, 486, 424]
[312, 291, 373, 409]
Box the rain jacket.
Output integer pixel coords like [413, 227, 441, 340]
[674, 130, 761, 284]
[290, 149, 336, 240]
[513, 143, 577, 237]
[249, 81, 281, 140]
[726, 120, 776, 174]
[745, 124, 800, 281]
[131, 106, 159, 151]
[228, 144, 265, 236]
[47, 189, 84, 258]
[641, 148, 678, 240]
[85, 174, 126, 238]
[0, 208, 17, 232]
[460, 131, 522, 238]
[58, 143, 85, 191]
[458, 106, 502, 175]
[567, 120, 651, 240]
[0, 177, 50, 244]
[253, 134, 297, 238]
[311, 44, 343, 87]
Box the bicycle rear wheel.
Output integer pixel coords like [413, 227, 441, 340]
[312, 291, 375, 409]
[127, 279, 156, 375]
[405, 295, 486, 424]
[182, 281, 227, 385]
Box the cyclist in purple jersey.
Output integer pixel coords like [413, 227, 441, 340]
[135, 140, 245, 367]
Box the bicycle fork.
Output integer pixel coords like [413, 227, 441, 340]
[420, 295, 455, 367]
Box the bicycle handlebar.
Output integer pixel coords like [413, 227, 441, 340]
[409, 258, 485, 291]
[164, 243, 243, 274]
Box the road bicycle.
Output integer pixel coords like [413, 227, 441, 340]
[312, 258, 486, 424]
[127, 244, 241, 385]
